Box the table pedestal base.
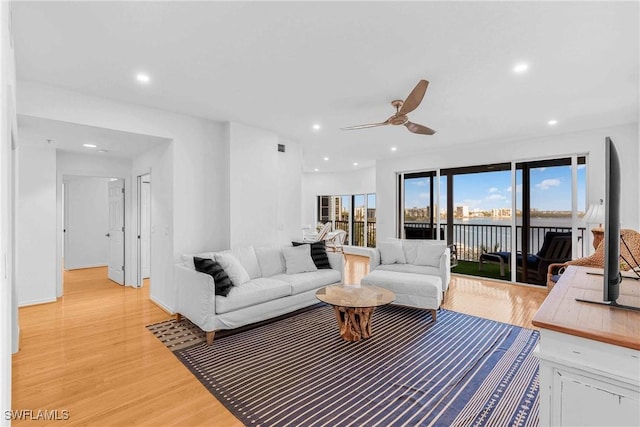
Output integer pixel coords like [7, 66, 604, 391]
[333, 306, 375, 341]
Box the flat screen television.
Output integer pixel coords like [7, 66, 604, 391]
[577, 137, 640, 311]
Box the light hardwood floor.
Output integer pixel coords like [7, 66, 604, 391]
[13, 255, 548, 426]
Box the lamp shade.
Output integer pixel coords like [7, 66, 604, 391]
[583, 202, 605, 227]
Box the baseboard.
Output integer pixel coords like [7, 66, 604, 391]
[18, 296, 57, 308]
[65, 264, 108, 270]
[150, 295, 174, 315]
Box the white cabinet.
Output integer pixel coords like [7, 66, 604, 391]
[532, 266, 640, 427]
[536, 330, 640, 427]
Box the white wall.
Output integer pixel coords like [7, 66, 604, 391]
[64, 176, 110, 269]
[301, 166, 376, 226]
[17, 81, 228, 312]
[228, 122, 302, 247]
[375, 123, 640, 242]
[132, 141, 173, 304]
[16, 145, 57, 306]
[0, 1, 17, 421]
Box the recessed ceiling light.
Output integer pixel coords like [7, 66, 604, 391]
[314, 168, 319, 172]
[136, 73, 151, 83]
[312, 124, 321, 131]
[547, 119, 558, 126]
[513, 62, 529, 74]
[353, 162, 358, 166]
[97, 149, 108, 153]
[83, 143, 97, 148]
[323, 157, 329, 161]
[391, 147, 397, 152]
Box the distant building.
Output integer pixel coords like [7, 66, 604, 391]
[455, 205, 469, 218]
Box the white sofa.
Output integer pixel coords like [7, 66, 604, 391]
[360, 239, 450, 321]
[175, 244, 343, 344]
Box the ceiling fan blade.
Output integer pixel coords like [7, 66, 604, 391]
[399, 80, 429, 115]
[405, 121, 436, 135]
[340, 120, 390, 131]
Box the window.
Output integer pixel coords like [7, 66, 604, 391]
[317, 193, 376, 247]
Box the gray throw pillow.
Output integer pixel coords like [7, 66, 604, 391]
[378, 240, 407, 265]
[282, 244, 318, 274]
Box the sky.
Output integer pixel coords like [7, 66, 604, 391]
[404, 165, 586, 213]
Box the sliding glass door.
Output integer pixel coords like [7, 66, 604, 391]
[398, 156, 587, 286]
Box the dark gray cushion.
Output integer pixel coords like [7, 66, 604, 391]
[194, 256, 233, 296]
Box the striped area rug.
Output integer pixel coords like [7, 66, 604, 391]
[151, 305, 539, 426]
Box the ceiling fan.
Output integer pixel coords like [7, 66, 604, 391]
[341, 80, 435, 135]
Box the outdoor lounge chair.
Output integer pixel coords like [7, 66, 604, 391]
[479, 231, 573, 285]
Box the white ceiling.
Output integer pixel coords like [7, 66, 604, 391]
[11, 1, 639, 172]
[17, 115, 170, 159]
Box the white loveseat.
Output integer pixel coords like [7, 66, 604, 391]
[360, 239, 450, 320]
[175, 244, 343, 344]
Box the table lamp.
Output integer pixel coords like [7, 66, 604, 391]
[583, 199, 605, 250]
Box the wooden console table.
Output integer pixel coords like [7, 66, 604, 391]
[532, 266, 640, 427]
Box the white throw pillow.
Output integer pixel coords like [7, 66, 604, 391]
[255, 245, 288, 277]
[414, 242, 446, 267]
[378, 240, 407, 265]
[214, 252, 251, 286]
[282, 244, 318, 274]
[219, 246, 262, 279]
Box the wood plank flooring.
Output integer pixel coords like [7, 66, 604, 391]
[12, 255, 547, 426]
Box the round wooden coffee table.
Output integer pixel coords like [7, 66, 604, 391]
[316, 284, 395, 342]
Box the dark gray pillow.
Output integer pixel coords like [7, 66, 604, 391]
[194, 257, 233, 297]
[292, 241, 331, 269]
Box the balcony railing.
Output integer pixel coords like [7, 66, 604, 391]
[326, 220, 584, 258]
[334, 220, 377, 247]
[404, 222, 586, 261]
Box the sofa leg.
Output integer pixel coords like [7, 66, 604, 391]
[175, 313, 182, 322]
[206, 331, 215, 345]
[430, 309, 437, 322]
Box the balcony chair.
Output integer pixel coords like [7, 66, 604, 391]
[547, 228, 640, 290]
[303, 222, 332, 243]
[325, 229, 347, 254]
[480, 231, 573, 285]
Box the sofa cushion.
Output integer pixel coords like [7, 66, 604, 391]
[218, 246, 261, 279]
[255, 245, 287, 277]
[361, 270, 442, 299]
[376, 263, 441, 277]
[215, 278, 292, 314]
[378, 240, 406, 265]
[414, 242, 446, 267]
[181, 252, 215, 269]
[214, 252, 251, 286]
[271, 269, 341, 295]
[401, 239, 420, 264]
[193, 257, 233, 297]
[282, 244, 318, 274]
[292, 241, 331, 269]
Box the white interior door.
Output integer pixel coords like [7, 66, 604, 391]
[108, 179, 125, 285]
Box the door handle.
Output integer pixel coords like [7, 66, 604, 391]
[105, 233, 111, 238]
